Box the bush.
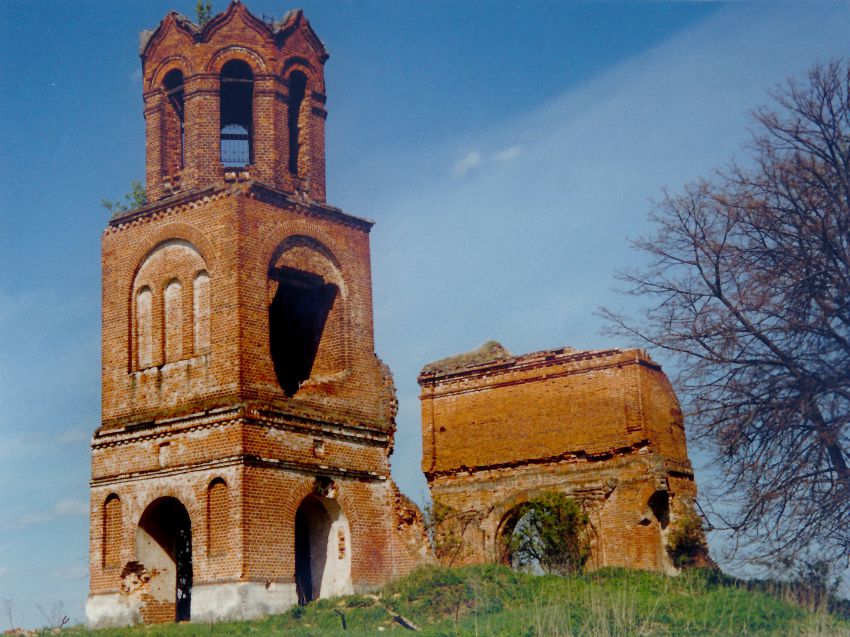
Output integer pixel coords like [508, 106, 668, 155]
[507, 492, 590, 575]
[667, 513, 705, 568]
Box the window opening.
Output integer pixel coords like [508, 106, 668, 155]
[163, 70, 185, 171]
[287, 71, 307, 175]
[269, 266, 338, 396]
[220, 60, 253, 166]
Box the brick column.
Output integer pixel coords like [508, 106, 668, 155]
[306, 92, 327, 203]
[144, 91, 164, 202]
[184, 74, 220, 189]
[251, 74, 276, 185]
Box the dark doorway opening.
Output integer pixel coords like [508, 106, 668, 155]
[294, 496, 331, 605]
[269, 267, 338, 396]
[136, 497, 193, 622]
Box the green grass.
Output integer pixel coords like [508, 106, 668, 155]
[63, 565, 850, 637]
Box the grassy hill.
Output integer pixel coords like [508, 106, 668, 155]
[65, 565, 850, 637]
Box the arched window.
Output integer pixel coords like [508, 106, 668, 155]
[162, 69, 185, 173]
[268, 237, 347, 397]
[207, 478, 228, 555]
[136, 287, 154, 369]
[287, 71, 307, 175]
[220, 60, 253, 166]
[193, 271, 210, 355]
[103, 494, 122, 568]
[164, 279, 183, 363]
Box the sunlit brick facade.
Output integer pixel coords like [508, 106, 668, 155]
[419, 345, 707, 573]
[87, 3, 427, 627]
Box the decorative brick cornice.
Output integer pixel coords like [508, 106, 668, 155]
[424, 439, 658, 480]
[419, 347, 661, 393]
[247, 406, 390, 446]
[93, 406, 242, 448]
[106, 186, 219, 229]
[94, 403, 391, 449]
[105, 181, 373, 233]
[90, 453, 386, 488]
[246, 182, 373, 231]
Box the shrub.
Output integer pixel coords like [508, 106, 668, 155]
[667, 512, 705, 568]
[507, 492, 590, 575]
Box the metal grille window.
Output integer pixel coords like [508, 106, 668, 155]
[221, 124, 250, 166]
[220, 60, 253, 167]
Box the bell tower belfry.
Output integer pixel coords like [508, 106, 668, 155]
[87, 2, 427, 627]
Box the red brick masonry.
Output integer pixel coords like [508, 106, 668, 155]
[419, 344, 706, 572]
[88, 3, 427, 627]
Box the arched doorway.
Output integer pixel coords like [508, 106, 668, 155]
[496, 494, 590, 576]
[136, 497, 193, 622]
[497, 503, 539, 572]
[294, 495, 352, 605]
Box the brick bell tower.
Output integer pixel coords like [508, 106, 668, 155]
[87, 2, 427, 627]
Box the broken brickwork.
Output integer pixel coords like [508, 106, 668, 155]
[87, 2, 428, 628]
[419, 343, 707, 573]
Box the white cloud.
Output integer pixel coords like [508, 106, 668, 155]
[54, 498, 88, 517]
[2, 499, 88, 530]
[0, 566, 9, 577]
[453, 150, 481, 177]
[451, 145, 522, 179]
[58, 428, 90, 445]
[493, 145, 522, 162]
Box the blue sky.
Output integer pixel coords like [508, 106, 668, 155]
[1, 0, 848, 629]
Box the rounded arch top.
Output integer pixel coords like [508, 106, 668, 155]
[137, 494, 192, 528]
[206, 46, 269, 75]
[268, 234, 345, 293]
[133, 238, 209, 289]
[282, 57, 324, 94]
[126, 222, 214, 288]
[147, 56, 194, 92]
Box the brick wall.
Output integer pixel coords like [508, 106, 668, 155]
[140, 4, 327, 203]
[90, 3, 428, 626]
[419, 345, 706, 573]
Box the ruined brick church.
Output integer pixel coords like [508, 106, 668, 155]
[87, 3, 427, 627]
[87, 2, 703, 627]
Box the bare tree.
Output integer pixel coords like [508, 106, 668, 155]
[2, 597, 15, 631]
[35, 601, 69, 631]
[603, 60, 850, 566]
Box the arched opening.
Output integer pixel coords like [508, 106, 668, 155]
[162, 69, 184, 173]
[136, 497, 192, 622]
[496, 494, 589, 576]
[294, 494, 352, 605]
[497, 503, 537, 571]
[269, 267, 339, 396]
[287, 71, 307, 175]
[648, 491, 670, 530]
[220, 60, 253, 166]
